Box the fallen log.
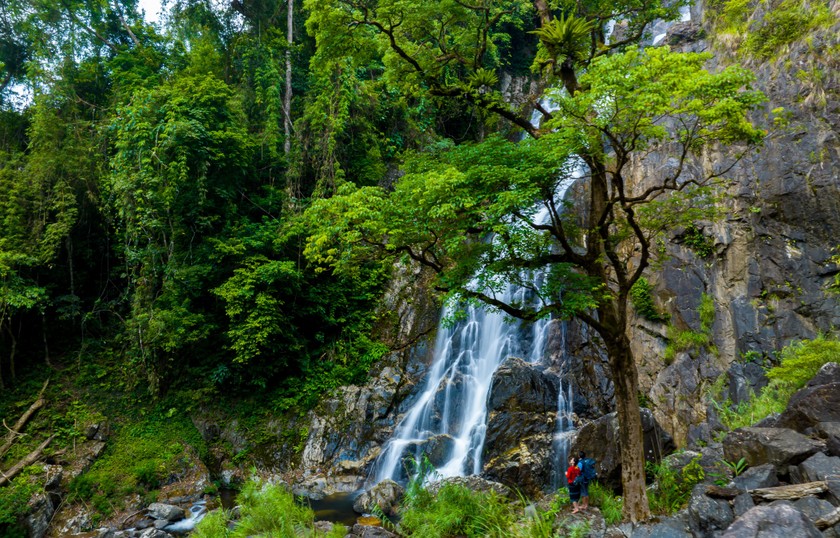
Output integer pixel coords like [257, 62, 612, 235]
[0, 379, 50, 459]
[0, 435, 55, 487]
[749, 481, 828, 501]
[816, 507, 840, 530]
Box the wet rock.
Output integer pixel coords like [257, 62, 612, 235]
[481, 357, 559, 495]
[425, 476, 511, 498]
[572, 409, 675, 489]
[797, 452, 840, 483]
[350, 523, 398, 537]
[723, 427, 824, 472]
[664, 21, 705, 47]
[353, 479, 404, 516]
[776, 383, 840, 433]
[732, 464, 779, 491]
[688, 484, 735, 537]
[139, 529, 174, 538]
[721, 503, 822, 537]
[146, 503, 185, 522]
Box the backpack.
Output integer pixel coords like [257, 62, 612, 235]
[580, 458, 597, 483]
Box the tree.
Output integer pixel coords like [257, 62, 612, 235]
[304, 44, 765, 520]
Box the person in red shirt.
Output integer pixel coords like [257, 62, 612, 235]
[566, 457, 582, 513]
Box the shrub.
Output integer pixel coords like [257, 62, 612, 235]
[713, 335, 840, 430]
[647, 456, 704, 515]
[630, 278, 668, 322]
[664, 293, 716, 362]
[744, 0, 834, 59]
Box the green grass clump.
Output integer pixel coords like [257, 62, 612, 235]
[192, 480, 346, 537]
[589, 483, 623, 525]
[399, 483, 515, 538]
[714, 335, 840, 430]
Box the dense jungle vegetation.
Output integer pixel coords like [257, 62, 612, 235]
[3, 0, 833, 531]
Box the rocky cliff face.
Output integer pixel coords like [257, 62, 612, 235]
[633, 0, 840, 448]
[295, 0, 840, 494]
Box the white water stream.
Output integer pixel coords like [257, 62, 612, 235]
[371, 102, 584, 485]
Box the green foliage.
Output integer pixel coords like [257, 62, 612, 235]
[712, 336, 840, 431]
[192, 479, 347, 537]
[647, 457, 704, 515]
[68, 414, 207, 514]
[630, 278, 668, 322]
[399, 482, 516, 538]
[589, 483, 623, 525]
[743, 0, 835, 59]
[664, 293, 716, 362]
[0, 466, 43, 532]
[681, 226, 715, 258]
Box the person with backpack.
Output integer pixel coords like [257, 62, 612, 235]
[566, 456, 583, 513]
[577, 451, 597, 511]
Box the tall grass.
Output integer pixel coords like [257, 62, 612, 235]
[191, 479, 346, 538]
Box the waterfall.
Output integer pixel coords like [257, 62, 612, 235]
[371, 279, 551, 483]
[370, 101, 580, 487]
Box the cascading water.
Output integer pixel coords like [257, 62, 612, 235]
[371, 276, 553, 483]
[370, 98, 584, 485]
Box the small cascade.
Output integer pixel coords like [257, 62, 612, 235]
[162, 501, 207, 534]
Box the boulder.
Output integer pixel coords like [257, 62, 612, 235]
[792, 496, 836, 522]
[797, 452, 840, 483]
[425, 476, 511, 498]
[732, 464, 780, 491]
[775, 383, 840, 433]
[353, 480, 404, 516]
[723, 427, 824, 472]
[481, 357, 559, 495]
[631, 515, 693, 537]
[688, 484, 735, 537]
[733, 492, 755, 517]
[728, 361, 769, 406]
[350, 523, 398, 537]
[146, 503, 185, 522]
[721, 503, 822, 538]
[572, 409, 675, 489]
[806, 362, 840, 387]
[814, 422, 840, 457]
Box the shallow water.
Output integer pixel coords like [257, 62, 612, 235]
[306, 492, 361, 526]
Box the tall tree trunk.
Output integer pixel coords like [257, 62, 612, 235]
[7, 323, 16, 380]
[42, 311, 51, 368]
[284, 0, 293, 156]
[607, 333, 651, 522]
